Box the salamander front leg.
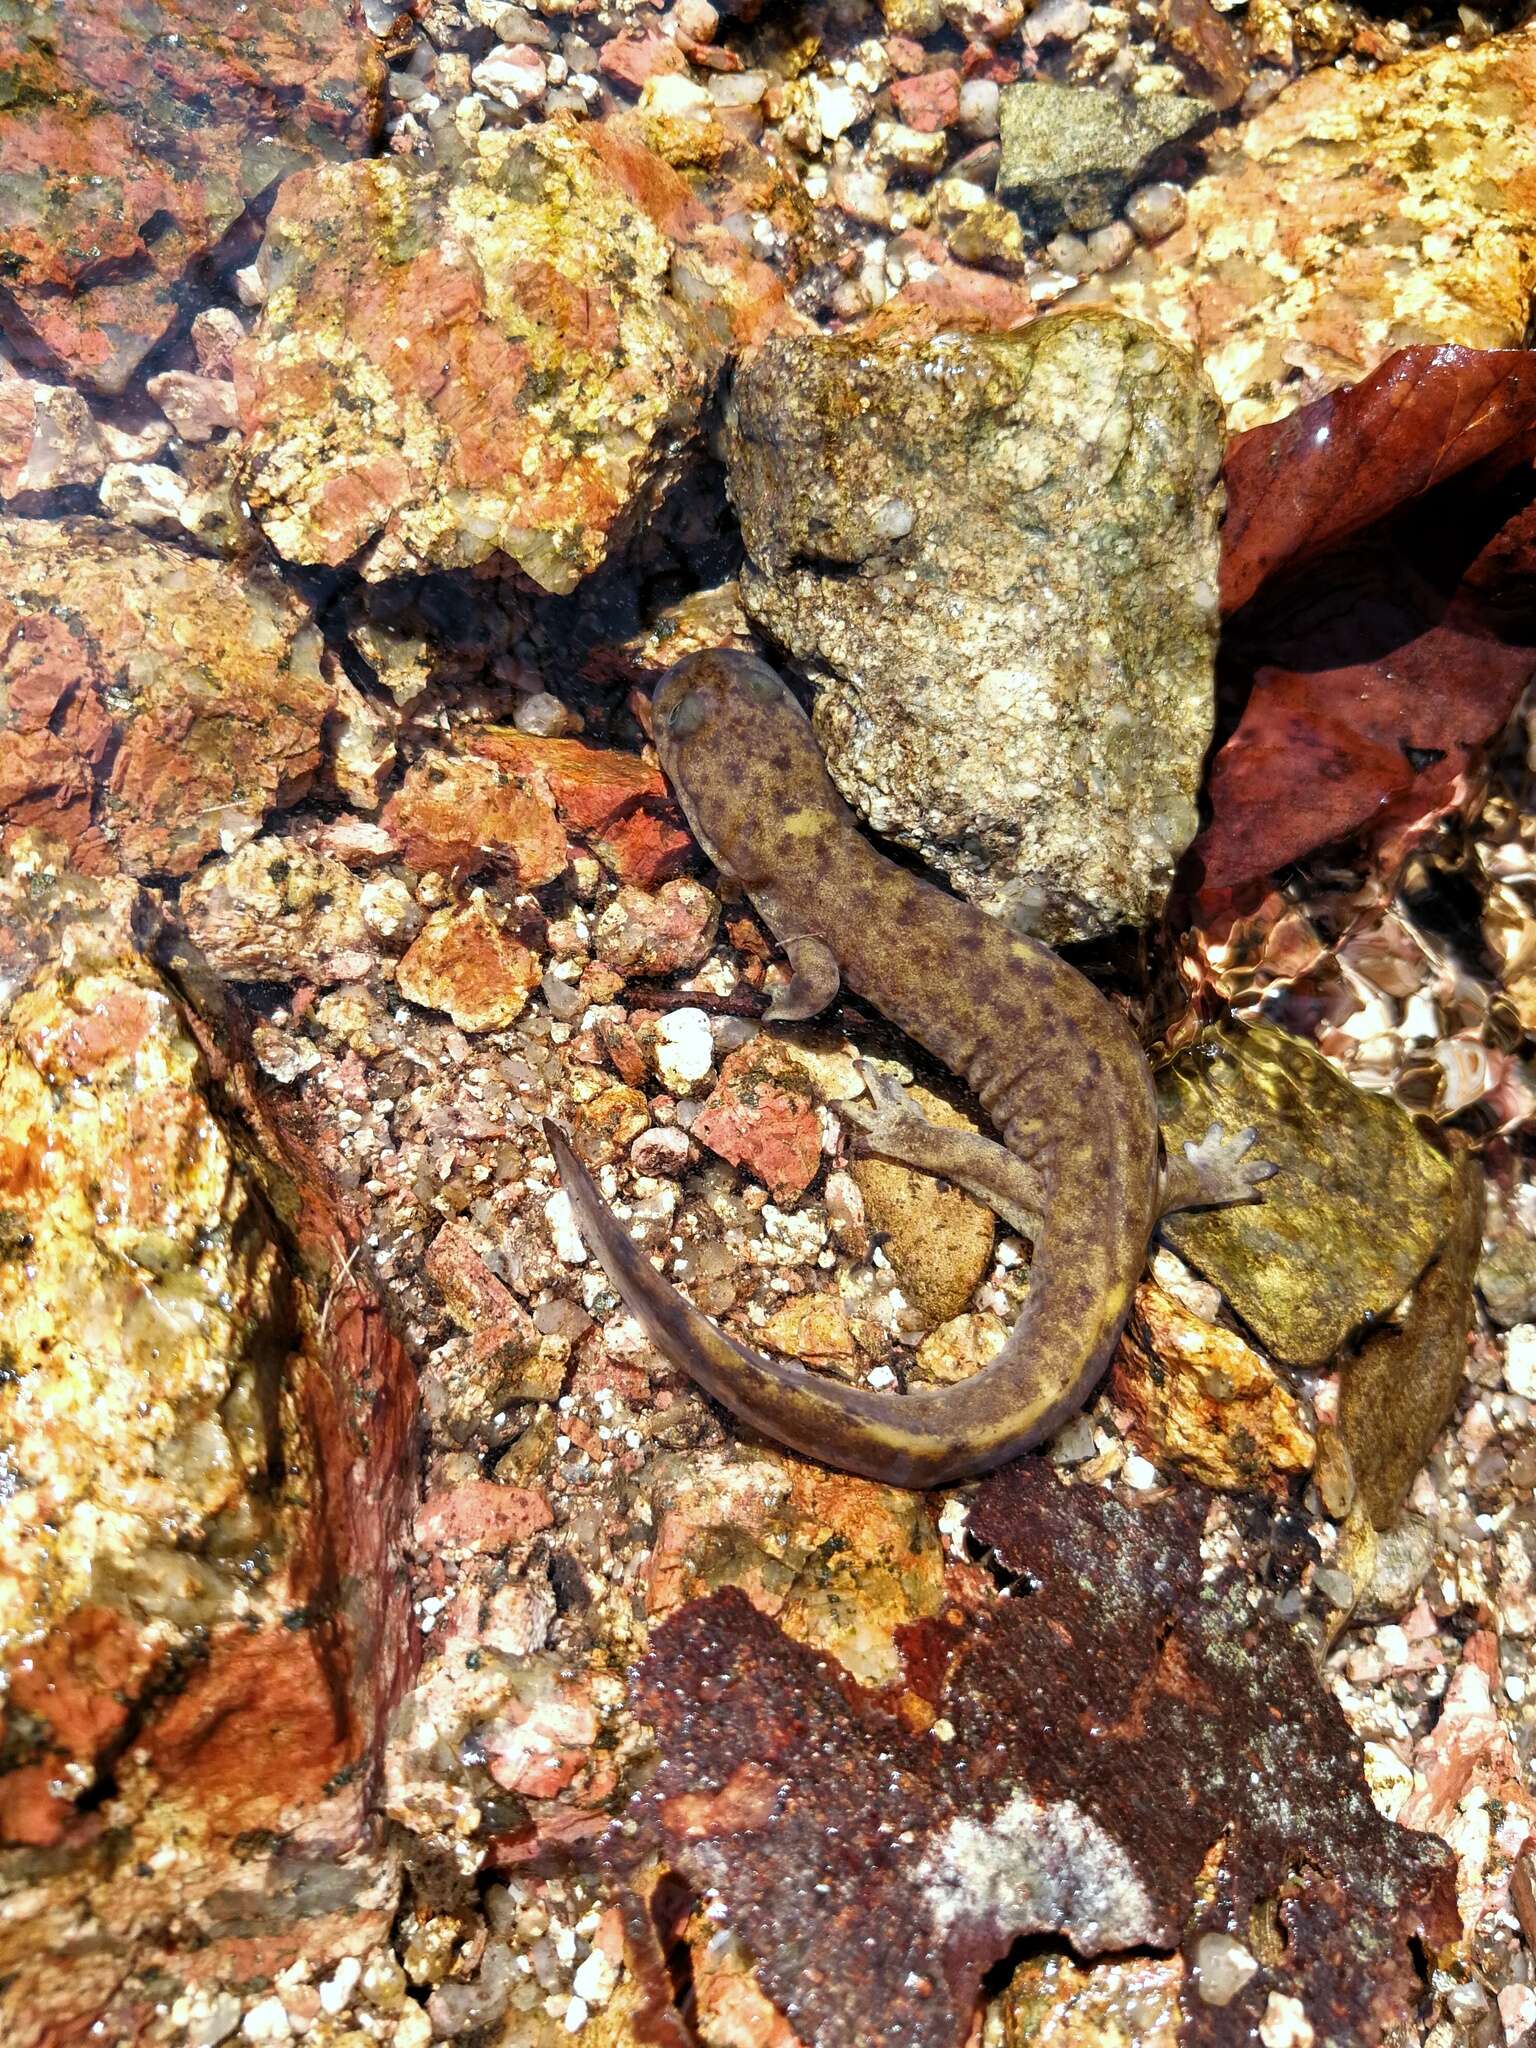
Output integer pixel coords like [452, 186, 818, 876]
[1159, 1120, 1277, 1217]
[842, 1061, 1046, 1242]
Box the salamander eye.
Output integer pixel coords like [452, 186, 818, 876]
[666, 689, 709, 738]
[743, 665, 780, 704]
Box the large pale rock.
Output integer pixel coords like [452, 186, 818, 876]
[1099, 23, 1536, 427]
[238, 119, 782, 589]
[724, 310, 1224, 944]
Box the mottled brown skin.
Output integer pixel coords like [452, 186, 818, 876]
[546, 651, 1161, 1487]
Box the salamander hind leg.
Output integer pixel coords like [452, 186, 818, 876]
[1159, 1120, 1277, 1217]
[843, 1061, 1047, 1242]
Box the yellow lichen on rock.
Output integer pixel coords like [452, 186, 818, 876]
[0, 865, 285, 1663]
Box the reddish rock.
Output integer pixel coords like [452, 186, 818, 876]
[0, 857, 417, 2046]
[466, 726, 694, 884]
[598, 26, 690, 91]
[0, 0, 383, 394]
[692, 1039, 824, 1204]
[413, 1482, 554, 1559]
[594, 875, 721, 976]
[0, 360, 107, 496]
[145, 368, 241, 443]
[383, 749, 568, 884]
[395, 899, 543, 1033]
[0, 518, 334, 879]
[891, 68, 961, 132]
[238, 122, 783, 587]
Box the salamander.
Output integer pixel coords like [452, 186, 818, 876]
[545, 649, 1269, 1489]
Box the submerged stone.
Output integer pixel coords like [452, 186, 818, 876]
[0, 0, 383, 393]
[725, 310, 1223, 944]
[1100, 22, 1536, 427]
[1337, 1150, 1484, 1529]
[0, 517, 333, 879]
[997, 81, 1212, 232]
[238, 119, 781, 589]
[1157, 1020, 1456, 1367]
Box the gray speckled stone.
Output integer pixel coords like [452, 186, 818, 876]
[997, 82, 1212, 232]
[722, 310, 1224, 945]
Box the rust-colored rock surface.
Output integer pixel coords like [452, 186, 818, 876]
[0, 845, 416, 2048]
[0, 518, 334, 880]
[1102, 24, 1536, 427]
[237, 120, 783, 588]
[623, 1468, 1458, 2048]
[0, 0, 384, 394]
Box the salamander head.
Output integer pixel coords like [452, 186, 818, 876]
[652, 649, 848, 883]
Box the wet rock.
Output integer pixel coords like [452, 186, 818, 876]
[0, 850, 406, 2041]
[145, 369, 241, 444]
[849, 1084, 996, 1327]
[237, 120, 780, 587]
[644, 1447, 946, 1686]
[383, 748, 568, 885]
[626, 1469, 1457, 2048]
[1111, 1279, 1315, 1491]
[913, 1308, 1008, 1384]
[692, 1038, 824, 1205]
[178, 839, 376, 986]
[1337, 1150, 1484, 1530]
[1157, 1021, 1456, 1367]
[995, 1952, 1181, 2046]
[1101, 24, 1536, 427]
[593, 875, 720, 977]
[997, 82, 1212, 233]
[0, 363, 107, 496]
[0, 518, 333, 879]
[0, 0, 383, 394]
[725, 311, 1224, 945]
[570, 1082, 653, 1166]
[758, 1291, 861, 1371]
[395, 898, 543, 1032]
[464, 726, 692, 886]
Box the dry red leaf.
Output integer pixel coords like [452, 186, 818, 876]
[619, 1468, 1456, 2048]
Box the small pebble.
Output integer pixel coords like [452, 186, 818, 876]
[631, 1124, 692, 1177]
[957, 77, 1000, 137]
[1194, 1932, 1259, 2007]
[514, 691, 578, 737]
[1125, 180, 1188, 243]
[241, 1999, 292, 2045]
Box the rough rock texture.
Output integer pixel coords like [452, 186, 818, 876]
[1157, 1021, 1456, 1367]
[0, 517, 333, 879]
[178, 839, 377, 985]
[1338, 1150, 1485, 1529]
[0, 847, 415, 2047]
[997, 82, 1212, 232]
[1112, 1278, 1315, 1490]
[0, 0, 383, 394]
[238, 119, 783, 587]
[725, 310, 1225, 944]
[1100, 24, 1536, 427]
[623, 1468, 1458, 2048]
[849, 1084, 996, 1326]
